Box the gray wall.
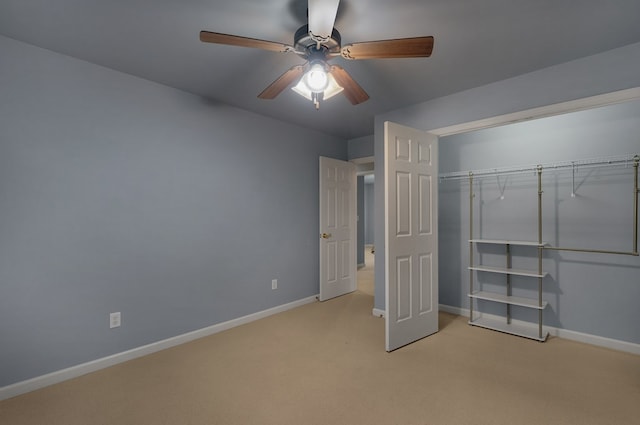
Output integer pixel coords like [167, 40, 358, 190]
[373, 41, 640, 344]
[0, 35, 347, 387]
[348, 134, 374, 160]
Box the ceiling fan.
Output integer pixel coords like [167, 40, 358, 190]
[200, 0, 434, 109]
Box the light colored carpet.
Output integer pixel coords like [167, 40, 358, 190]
[1, 248, 639, 424]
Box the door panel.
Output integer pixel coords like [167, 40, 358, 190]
[319, 157, 357, 301]
[396, 256, 412, 321]
[419, 175, 432, 234]
[385, 122, 439, 351]
[419, 253, 434, 314]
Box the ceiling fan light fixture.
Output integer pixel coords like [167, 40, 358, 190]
[322, 73, 344, 100]
[292, 67, 343, 107]
[304, 63, 329, 92]
[291, 81, 313, 101]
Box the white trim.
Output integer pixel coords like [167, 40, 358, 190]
[438, 304, 466, 316]
[350, 156, 375, 164]
[430, 87, 640, 137]
[372, 308, 385, 318]
[438, 304, 640, 355]
[551, 326, 640, 355]
[0, 295, 318, 401]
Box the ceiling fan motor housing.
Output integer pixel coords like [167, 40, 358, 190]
[294, 24, 342, 55]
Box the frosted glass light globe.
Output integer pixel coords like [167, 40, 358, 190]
[305, 64, 329, 92]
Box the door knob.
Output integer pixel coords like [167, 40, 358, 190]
[321, 232, 332, 239]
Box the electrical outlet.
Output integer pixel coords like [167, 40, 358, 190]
[271, 279, 278, 290]
[109, 312, 121, 329]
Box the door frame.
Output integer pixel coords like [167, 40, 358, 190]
[352, 157, 375, 272]
[318, 156, 357, 301]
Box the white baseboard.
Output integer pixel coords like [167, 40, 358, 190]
[438, 304, 640, 355]
[372, 308, 385, 317]
[4, 298, 635, 401]
[439, 304, 467, 316]
[0, 295, 318, 401]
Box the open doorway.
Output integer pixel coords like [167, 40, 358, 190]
[358, 241, 375, 296]
[354, 159, 375, 298]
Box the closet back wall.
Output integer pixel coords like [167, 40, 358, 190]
[439, 100, 640, 344]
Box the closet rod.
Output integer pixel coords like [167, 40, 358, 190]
[544, 155, 638, 256]
[439, 154, 638, 181]
[462, 155, 639, 257]
[547, 155, 638, 256]
[543, 246, 638, 257]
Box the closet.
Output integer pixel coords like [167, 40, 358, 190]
[440, 154, 639, 341]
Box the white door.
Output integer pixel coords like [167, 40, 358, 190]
[319, 156, 357, 301]
[384, 122, 439, 351]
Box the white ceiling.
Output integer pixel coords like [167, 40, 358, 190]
[2, 0, 640, 140]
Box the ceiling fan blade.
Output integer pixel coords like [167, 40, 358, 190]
[258, 65, 306, 100]
[329, 65, 369, 105]
[200, 31, 293, 53]
[308, 0, 340, 39]
[341, 36, 434, 60]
